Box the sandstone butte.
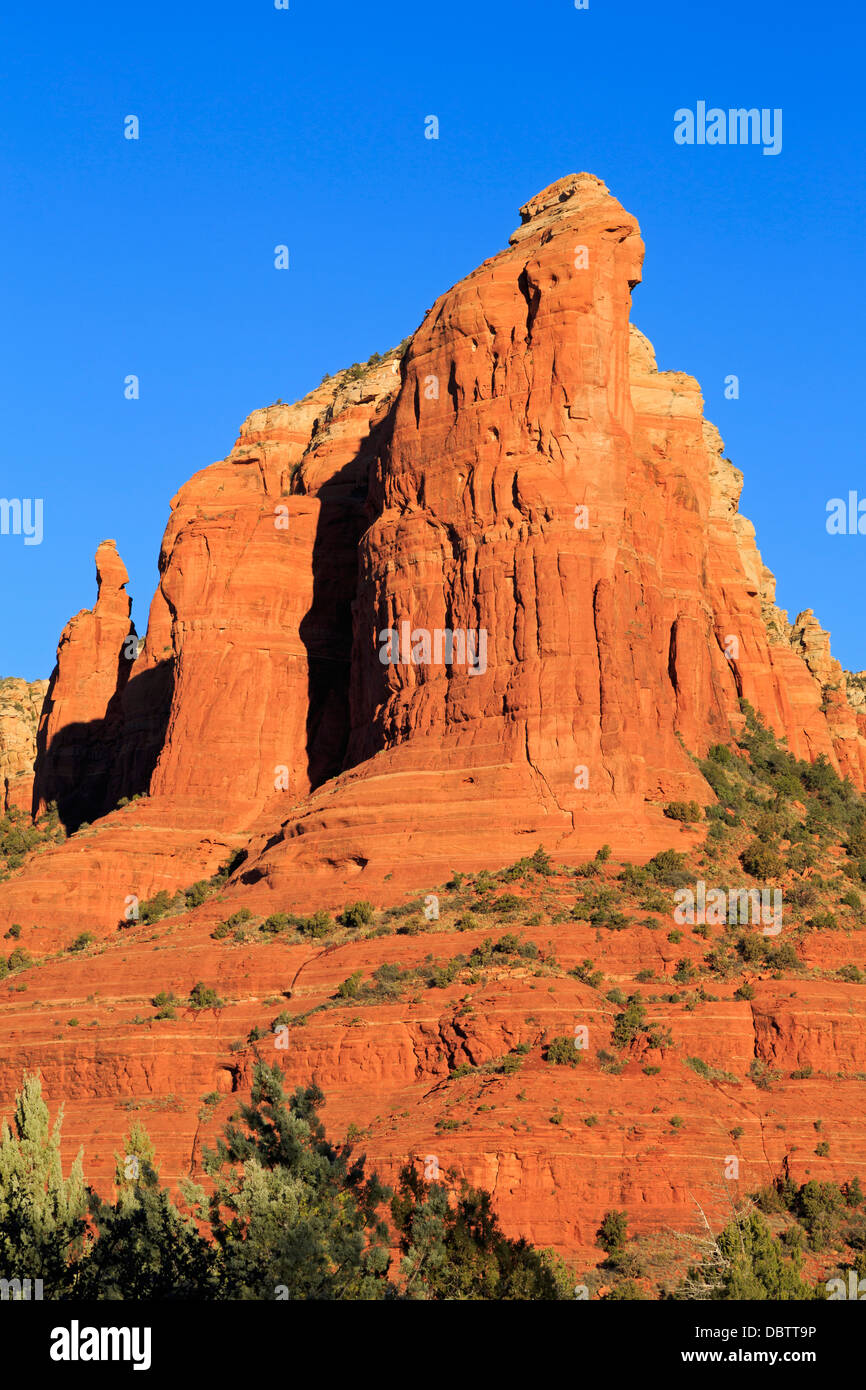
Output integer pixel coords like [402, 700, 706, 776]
[2, 173, 865, 1272]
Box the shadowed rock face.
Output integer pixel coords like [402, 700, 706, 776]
[31, 541, 173, 833]
[32, 540, 136, 830]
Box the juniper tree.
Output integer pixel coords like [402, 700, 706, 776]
[676, 1209, 818, 1300]
[390, 1163, 570, 1300]
[201, 1063, 391, 1299]
[0, 1073, 88, 1295]
[79, 1122, 217, 1300]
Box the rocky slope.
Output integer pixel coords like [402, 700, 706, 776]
[1, 173, 865, 1271]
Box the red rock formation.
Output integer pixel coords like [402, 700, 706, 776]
[0, 678, 48, 813]
[33, 540, 135, 827]
[0, 364, 404, 928]
[237, 174, 866, 902]
[7, 172, 866, 920]
[2, 174, 866, 1267]
[1, 872, 864, 1266]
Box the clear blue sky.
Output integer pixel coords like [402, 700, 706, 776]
[1, 0, 863, 680]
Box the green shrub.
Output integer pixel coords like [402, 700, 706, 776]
[261, 913, 292, 935]
[426, 959, 463, 989]
[184, 881, 211, 909]
[455, 912, 480, 931]
[492, 933, 537, 959]
[570, 959, 604, 989]
[611, 995, 647, 1049]
[574, 859, 601, 880]
[138, 891, 175, 924]
[597, 1209, 628, 1255]
[794, 1180, 847, 1250]
[336, 971, 364, 999]
[188, 982, 223, 1009]
[151, 990, 178, 1008]
[808, 910, 839, 931]
[545, 1036, 580, 1067]
[340, 901, 374, 930]
[531, 845, 553, 874]
[846, 821, 866, 858]
[740, 840, 783, 878]
[645, 849, 690, 887]
[789, 882, 817, 908]
[678, 1209, 817, 1298]
[497, 1053, 524, 1075]
[749, 1059, 779, 1091]
[298, 911, 333, 939]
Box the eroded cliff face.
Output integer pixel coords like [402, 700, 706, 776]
[5, 173, 866, 921]
[148, 356, 404, 823]
[1, 862, 864, 1268]
[1, 174, 864, 1265]
[237, 173, 866, 901]
[0, 362, 404, 927]
[32, 540, 138, 830]
[0, 678, 48, 813]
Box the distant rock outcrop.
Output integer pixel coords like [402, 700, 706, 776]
[0, 677, 48, 813]
[33, 540, 137, 828]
